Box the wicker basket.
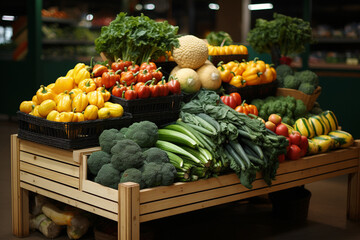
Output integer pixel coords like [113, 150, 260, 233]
[276, 86, 322, 111]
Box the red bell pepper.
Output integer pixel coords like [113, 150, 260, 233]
[229, 92, 241, 106]
[111, 81, 127, 98]
[101, 70, 120, 89]
[124, 83, 138, 100]
[134, 80, 151, 99]
[221, 95, 237, 109]
[111, 60, 132, 72]
[149, 79, 161, 98]
[140, 61, 157, 71]
[151, 67, 163, 83]
[167, 75, 181, 95]
[137, 69, 153, 83]
[120, 70, 139, 86]
[157, 76, 169, 97]
[128, 63, 140, 73]
[93, 77, 103, 88]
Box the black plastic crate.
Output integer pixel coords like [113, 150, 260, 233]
[110, 94, 183, 114]
[131, 110, 180, 127]
[17, 111, 132, 150]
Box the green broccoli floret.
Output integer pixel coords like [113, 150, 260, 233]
[298, 82, 315, 95]
[276, 64, 293, 79]
[99, 129, 125, 153]
[296, 70, 319, 87]
[310, 102, 323, 115]
[282, 116, 294, 126]
[277, 75, 285, 88]
[111, 139, 145, 172]
[87, 151, 111, 176]
[143, 147, 170, 164]
[283, 75, 301, 89]
[123, 121, 158, 148]
[284, 96, 296, 112]
[250, 98, 264, 111]
[141, 162, 177, 188]
[294, 99, 307, 119]
[95, 163, 121, 189]
[120, 168, 145, 189]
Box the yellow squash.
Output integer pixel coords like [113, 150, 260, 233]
[104, 102, 124, 118]
[307, 139, 319, 155]
[328, 130, 354, 148]
[308, 115, 329, 136]
[294, 118, 315, 138]
[97, 107, 111, 119]
[320, 110, 339, 132]
[311, 135, 335, 153]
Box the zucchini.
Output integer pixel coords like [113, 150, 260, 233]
[224, 144, 246, 171]
[164, 124, 202, 147]
[321, 110, 339, 132]
[182, 146, 210, 167]
[238, 129, 256, 141]
[328, 130, 354, 148]
[229, 140, 251, 168]
[294, 118, 315, 138]
[186, 123, 216, 136]
[196, 113, 221, 133]
[176, 120, 212, 151]
[158, 128, 198, 149]
[308, 115, 329, 136]
[155, 140, 202, 165]
[193, 115, 217, 135]
[239, 138, 264, 160]
[164, 150, 184, 169]
[198, 147, 213, 161]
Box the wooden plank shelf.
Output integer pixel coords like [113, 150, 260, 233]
[10, 135, 360, 240]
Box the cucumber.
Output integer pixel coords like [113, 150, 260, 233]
[229, 140, 251, 168]
[196, 113, 220, 133]
[164, 150, 184, 169]
[155, 140, 202, 165]
[186, 123, 216, 136]
[247, 154, 264, 166]
[238, 129, 256, 140]
[198, 147, 213, 161]
[239, 138, 264, 160]
[182, 146, 210, 167]
[193, 115, 217, 134]
[164, 124, 202, 147]
[158, 128, 198, 149]
[224, 144, 246, 171]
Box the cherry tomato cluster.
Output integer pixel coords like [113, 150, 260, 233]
[90, 60, 181, 100]
[265, 114, 308, 162]
[220, 92, 259, 117]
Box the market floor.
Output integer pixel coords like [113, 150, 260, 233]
[1, 118, 360, 240]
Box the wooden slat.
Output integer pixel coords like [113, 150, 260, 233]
[11, 134, 29, 237]
[19, 139, 76, 165]
[20, 182, 117, 221]
[140, 148, 360, 203]
[20, 162, 79, 188]
[140, 167, 357, 222]
[73, 147, 100, 164]
[140, 159, 358, 214]
[20, 171, 118, 213]
[20, 151, 79, 177]
[347, 145, 360, 220]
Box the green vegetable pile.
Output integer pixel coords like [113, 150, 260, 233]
[95, 12, 179, 64]
[87, 121, 177, 189]
[251, 95, 308, 126]
[180, 89, 288, 189]
[276, 64, 319, 95]
[206, 31, 233, 46]
[247, 13, 313, 56]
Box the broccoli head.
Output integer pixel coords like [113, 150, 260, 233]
[87, 150, 111, 176]
[250, 98, 264, 111]
[298, 82, 315, 95]
[111, 139, 145, 172]
[297, 70, 319, 87]
[143, 147, 170, 164]
[283, 75, 301, 89]
[95, 163, 121, 189]
[294, 99, 307, 118]
[123, 121, 158, 148]
[275, 64, 293, 79]
[99, 129, 125, 153]
[120, 168, 145, 189]
[141, 162, 177, 188]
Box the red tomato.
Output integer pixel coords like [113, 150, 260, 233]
[275, 123, 289, 137]
[265, 121, 276, 132]
[286, 144, 302, 160]
[289, 131, 301, 146]
[278, 154, 286, 163]
[268, 114, 282, 126]
[299, 135, 309, 157]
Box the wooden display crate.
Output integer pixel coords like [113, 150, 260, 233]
[11, 135, 360, 240]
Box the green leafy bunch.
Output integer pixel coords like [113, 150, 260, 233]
[247, 13, 313, 56]
[95, 12, 179, 64]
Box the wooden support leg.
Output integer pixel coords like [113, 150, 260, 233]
[11, 135, 29, 237]
[347, 144, 360, 221]
[118, 182, 140, 240]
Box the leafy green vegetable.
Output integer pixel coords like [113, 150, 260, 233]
[246, 13, 313, 56]
[95, 12, 179, 64]
[206, 31, 233, 46]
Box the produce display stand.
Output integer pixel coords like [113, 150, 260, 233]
[11, 134, 360, 240]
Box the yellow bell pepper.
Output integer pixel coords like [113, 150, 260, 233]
[229, 75, 246, 88]
[46, 110, 60, 121]
[53, 76, 75, 94]
[217, 64, 234, 83]
[78, 79, 96, 93]
[87, 90, 104, 108]
[84, 105, 98, 120]
[72, 63, 86, 79]
[32, 95, 39, 105]
[74, 68, 91, 85]
[55, 112, 74, 122]
[72, 112, 85, 122]
[231, 45, 241, 55]
[239, 45, 248, 55]
[104, 102, 124, 118]
[97, 86, 111, 102]
[255, 59, 266, 73]
[98, 107, 111, 119]
[69, 88, 83, 100]
[260, 64, 276, 83]
[66, 69, 74, 78]
[242, 67, 262, 86]
[36, 85, 56, 104]
[19, 101, 36, 114]
[56, 92, 72, 113]
[72, 92, 88, 113]
[47, 83, 55, 91]
[29, 105, 42, 118]
[38, 99, 56, 118]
